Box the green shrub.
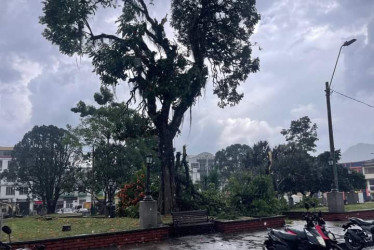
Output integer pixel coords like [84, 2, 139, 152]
[200, 184, 230, 215]
[227, 173, 283, 216]
[118, 203, 139, 218]
[295, 196, 321, 210]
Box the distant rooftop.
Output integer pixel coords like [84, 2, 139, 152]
[0, 146, 13, 151]
[188, 152, 214, 159]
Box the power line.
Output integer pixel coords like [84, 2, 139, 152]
[332, 89, 374, 109]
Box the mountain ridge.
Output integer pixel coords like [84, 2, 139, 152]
[340, 143, 374, 163]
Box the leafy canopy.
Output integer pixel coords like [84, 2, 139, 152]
[6, 125, 81, 213]
[40, 0, 260, 115]
[281, 116, 318, 152]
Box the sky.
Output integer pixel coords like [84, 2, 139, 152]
[0, 0, 373, 158]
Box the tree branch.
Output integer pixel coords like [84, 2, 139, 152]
[90, 33, 126, 43]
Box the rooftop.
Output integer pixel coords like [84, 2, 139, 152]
[0, 146, 13, 151]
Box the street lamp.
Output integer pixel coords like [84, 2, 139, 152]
[144, 155, 154, 201]
[325, 39, 356, 192]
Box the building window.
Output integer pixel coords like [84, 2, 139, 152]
[6, 187, 15, 196]
[191, 163, 199, 168]
[7, 177, 16, 183]
[365, 167, 374, 174]
[19, 187, 28, 195]
[0, 160, 2, 170]
[369, 180, 374, 191]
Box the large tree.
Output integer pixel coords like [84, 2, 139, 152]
[40, 0, 260, 213]
[6, 125, 81, 213]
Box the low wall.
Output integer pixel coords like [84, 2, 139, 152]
[284, 209, 374, 221]
[9, 216, 286, 249]
[215, 215, 286, 233]
[10, 226, 170, 250]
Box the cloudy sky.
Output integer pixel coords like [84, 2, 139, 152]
[1, 0, 373, 159]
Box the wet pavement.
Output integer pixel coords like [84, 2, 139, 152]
[121, 220, 348, 250]
[101, 220, 374, 249]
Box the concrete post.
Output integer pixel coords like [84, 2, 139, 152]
[139, 200, 158, 229]
[327, 191, 345, 213]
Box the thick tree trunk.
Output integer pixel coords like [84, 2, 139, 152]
[158, 129, 176, 214]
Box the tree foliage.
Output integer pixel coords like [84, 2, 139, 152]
[214, 144, 251, 184]
[244, 140, 271, 175]
[70, 89, 156, 212]
[228, 174, 282, 216]
[316, 151, 366, 192]
[40, 0, 260, 214]
[271, 117, 366, 196]
[281, 116, 318, 152]
[271, 144, 315, 195]
[6, 125, 81, 213]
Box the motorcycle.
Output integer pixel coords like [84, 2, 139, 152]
[264, 212, 327, 249]
[306, 211, 342, 250]
[342, 217, 374, 250]
[264, 202, 343, 250]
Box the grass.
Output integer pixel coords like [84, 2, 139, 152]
[0, 214, 175, 243]
[288, 201, 374, 212]
[0, 216, 140, 242]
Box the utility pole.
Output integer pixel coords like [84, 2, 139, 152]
[325, 82, 339, 191]
[325, 38, 356, 212]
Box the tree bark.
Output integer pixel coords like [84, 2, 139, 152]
[158, 127, 176, 214]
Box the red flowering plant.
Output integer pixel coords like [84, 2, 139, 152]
[117, 169, 146, 217]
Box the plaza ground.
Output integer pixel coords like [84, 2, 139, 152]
[121, 221, 373, 250]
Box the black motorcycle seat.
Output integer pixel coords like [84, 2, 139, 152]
[352, 217, 374, 226]
[271, 229, 298, 241]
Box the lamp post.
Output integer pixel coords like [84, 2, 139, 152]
[325, 39, 356, 212]
[108, 179, 114, 218]
[139, 154, 158, 229]
[325, 38, 356, 192]
[144, 155, 154, 201]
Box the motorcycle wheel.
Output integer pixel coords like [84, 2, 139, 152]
[345, 234, 364, 250]
[263, 241, 276, 250]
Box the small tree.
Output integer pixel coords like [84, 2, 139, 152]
[281, 116, 318, 152]
[244, 140, 271, 175]
[71, 90, 156, 213]
[214, 144, 251, 184]
[6, 125, 81, 213]
[316, 151, 366, 192]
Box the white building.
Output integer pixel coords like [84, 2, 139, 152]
[187, 152, 215, 184]
[0, 146, 32, 215]
[0, 146, 94, 214]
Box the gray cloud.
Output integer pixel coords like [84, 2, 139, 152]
[1, 0, 373, 159]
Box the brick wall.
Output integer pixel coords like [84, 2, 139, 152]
[284, 209, 374, 221]
[9, 216, 287, 249]
[214, 216, 286, 233]
[10, 226, 170, 250]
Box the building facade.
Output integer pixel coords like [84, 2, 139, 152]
[187, 152, 215, 184]
[0, 146, 32, 215]
[342, 159, 374, 198]
[0, 146, 92, 214]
